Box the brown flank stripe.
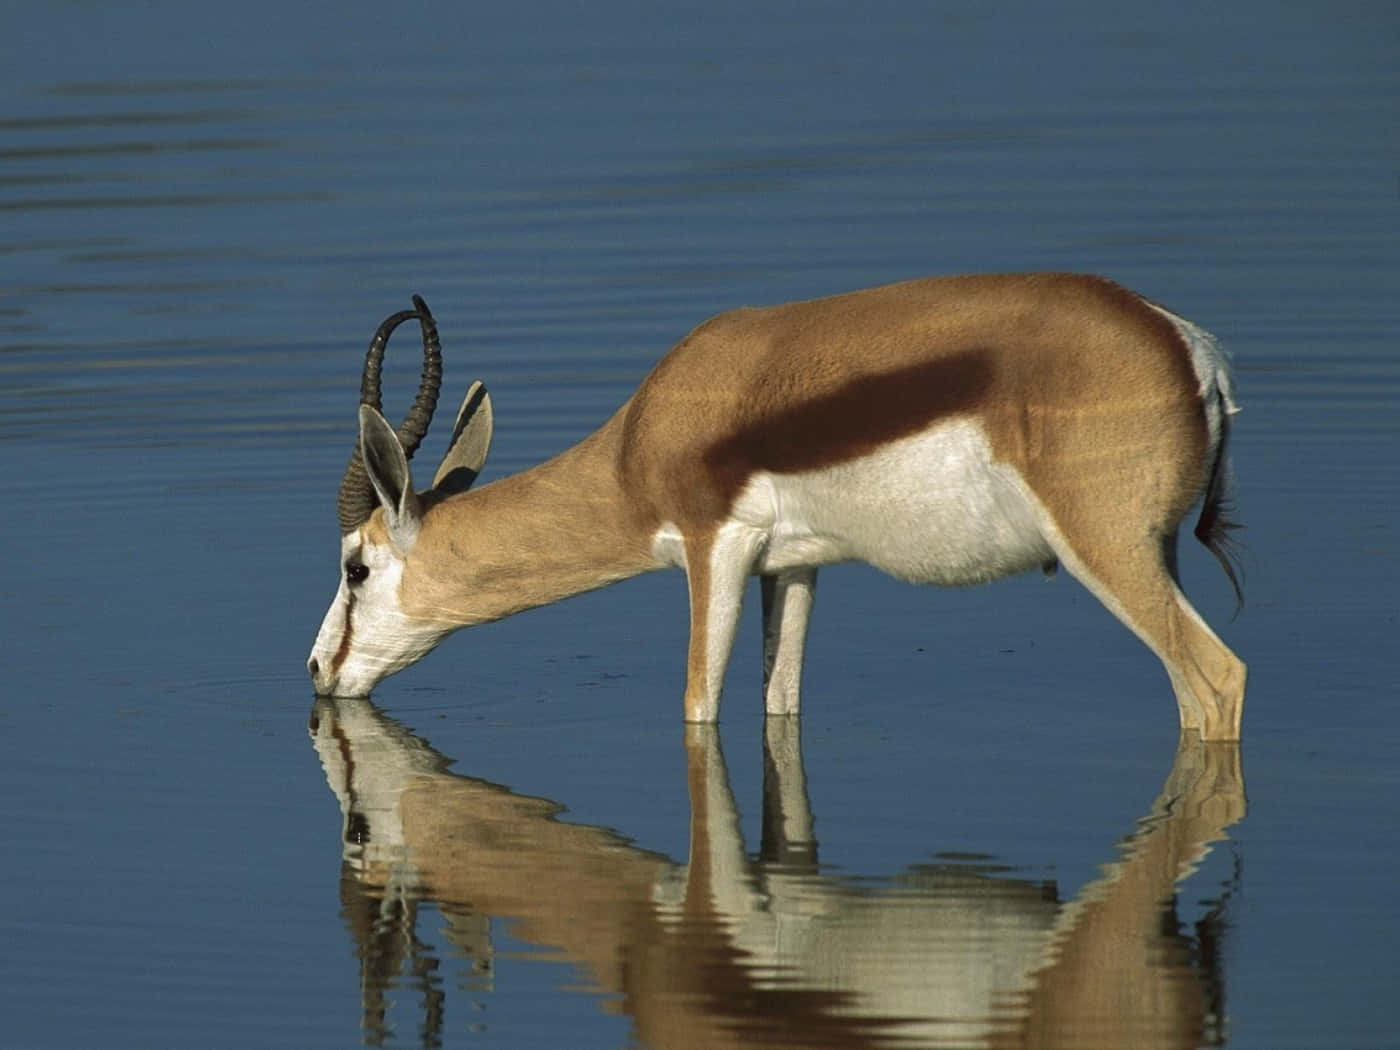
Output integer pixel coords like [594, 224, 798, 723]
[703, 348, 993, 490]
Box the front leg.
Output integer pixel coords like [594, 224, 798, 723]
[759, 568, 817, 716]
[682, 524, 765, 723]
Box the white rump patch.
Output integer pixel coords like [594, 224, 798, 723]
[1147, 302, 1240, 415]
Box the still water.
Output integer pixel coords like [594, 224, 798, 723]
[2, 2, 1397, 1048]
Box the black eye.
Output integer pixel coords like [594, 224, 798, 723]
[345, 561, 369, 585]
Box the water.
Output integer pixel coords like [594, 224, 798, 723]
[2, 2, 1397, 1047]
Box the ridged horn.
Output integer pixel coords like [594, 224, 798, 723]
[335, 296, 443, 534]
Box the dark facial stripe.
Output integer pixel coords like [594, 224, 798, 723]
[329, 597, 354, 675]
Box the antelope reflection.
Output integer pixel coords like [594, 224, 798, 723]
[309, 701, 1243, 1049]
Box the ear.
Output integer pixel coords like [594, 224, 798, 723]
[431, 381, 494, 497]
[358, 405, 422, 549]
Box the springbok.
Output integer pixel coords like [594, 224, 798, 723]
[307, 274, 1246, 739]
[310, 696, 1244, 1048]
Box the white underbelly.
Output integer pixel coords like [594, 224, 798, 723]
[731, 418, 1053, 586]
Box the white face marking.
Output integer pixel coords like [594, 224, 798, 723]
[308, 530, 450, 697]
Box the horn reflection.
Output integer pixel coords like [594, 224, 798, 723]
[309, 701, 1244, 1049]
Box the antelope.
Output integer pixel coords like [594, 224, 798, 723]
[311, 696, 1244, 1048]
[307, 273, 1246, 739]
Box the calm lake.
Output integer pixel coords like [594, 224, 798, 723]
[2, 2, 1397, 1048]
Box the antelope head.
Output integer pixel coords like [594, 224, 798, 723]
[308, 296, 493, 697]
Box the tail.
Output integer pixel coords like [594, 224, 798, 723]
[1194, 389, 1245, 617]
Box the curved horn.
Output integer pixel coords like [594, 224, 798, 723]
[396, 295, 442, 459]
[335, 297, 443, 534]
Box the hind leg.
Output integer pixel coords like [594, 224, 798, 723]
[1052, 527, 1246, 740]
[1158, 529, 1247, 739]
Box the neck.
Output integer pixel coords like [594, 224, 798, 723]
[401, 411, 662, 627]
